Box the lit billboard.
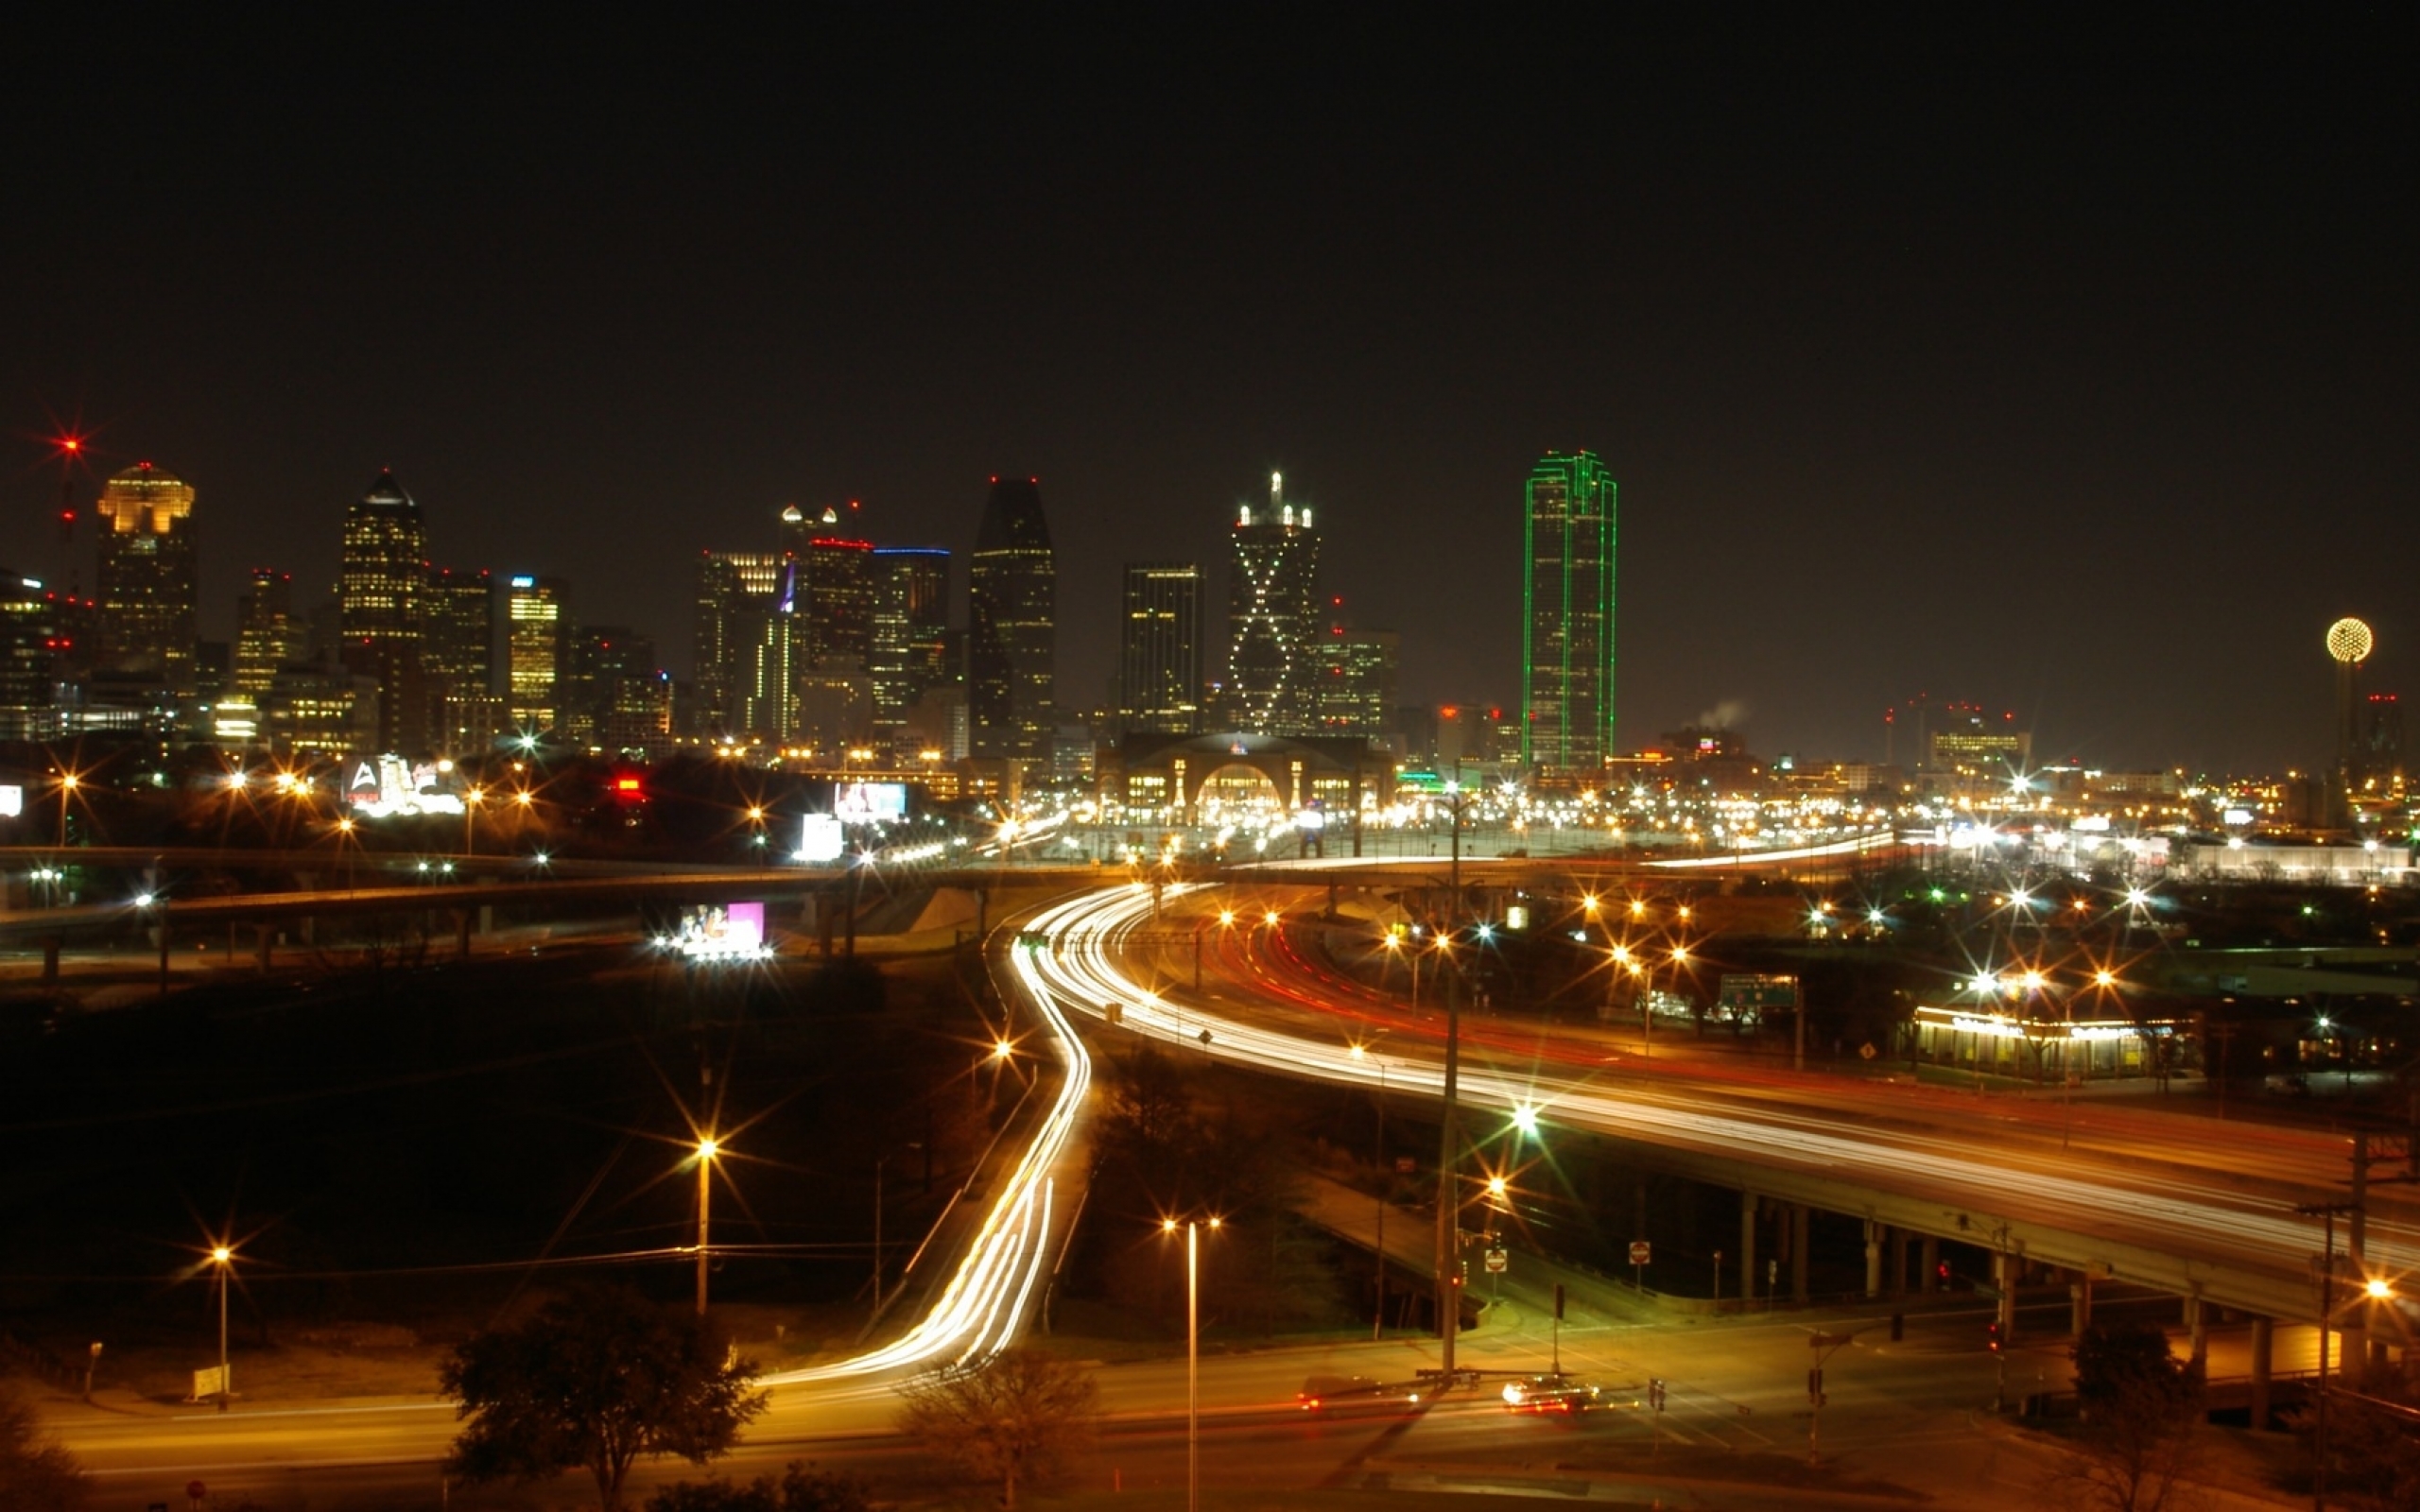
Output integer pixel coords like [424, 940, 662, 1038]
[834, 781, 908, 822]
[798, 814, 846, 863]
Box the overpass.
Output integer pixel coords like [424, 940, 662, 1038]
[0, 846, 1104, 981]
[1016, 880, 2412, 1429]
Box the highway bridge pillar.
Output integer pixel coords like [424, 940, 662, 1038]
[254, 925, 272, 972]
[1921, 1235, 1940, 1291]
[2187, 1291, 2207, 1366]
[1790, 1204, 1811, 1303]
[1863, 1220, 1883, 1299]
[2248, 1315, 2273, 1430]
[1739, 1193, 1757, 1306]
[2069, 1275, 2093, 1337]
[41, 935, 59, 984]
[456, 909, 473, 960]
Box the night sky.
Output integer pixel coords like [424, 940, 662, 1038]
[3, 13, 2410, 772]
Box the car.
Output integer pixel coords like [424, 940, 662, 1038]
[1500, 1373, 1603, 1414]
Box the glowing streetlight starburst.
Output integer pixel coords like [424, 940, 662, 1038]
[2326, 617, 2375, 664]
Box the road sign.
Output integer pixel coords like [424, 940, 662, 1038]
[1394, 1156, 1415, 1174]
[1628, 1240, 1651, 1266]
[1484, 1247, 1508, 1274]
[1858, 1041, 1877, 1060]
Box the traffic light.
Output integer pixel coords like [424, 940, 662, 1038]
[1986, 1319, 2001, 1353]
[1936, 1260, 1952, 1290]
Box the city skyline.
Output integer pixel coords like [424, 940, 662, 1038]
[2, 15, 2410, 771]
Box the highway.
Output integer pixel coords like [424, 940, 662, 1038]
[30, 877, 2373, 1508]
[1023, 881, 2412, 1323]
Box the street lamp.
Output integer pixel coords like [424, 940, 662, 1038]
[694, 1137, 719, 1314]
[210, 1244, 233, 1412]
[1161, 1214, 1222, 1512]
[56, 772, 78, 847]
[463, 787, 484, 856]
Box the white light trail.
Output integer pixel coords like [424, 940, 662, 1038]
[1023, 885, 2406, 1292]
[762, 894, 1098, 1387]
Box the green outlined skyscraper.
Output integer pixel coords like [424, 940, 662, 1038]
[1520, 451, 1616, 775]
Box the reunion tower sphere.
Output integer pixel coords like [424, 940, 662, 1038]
[2326, 616, 2376, 664]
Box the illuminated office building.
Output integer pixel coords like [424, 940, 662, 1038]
[339, 469, 426, 653]
[95, 462, 199, 685]
[1224, 472, 1321, 735]
[1313, 593, 1396, 739]
[424, 567, 495, 699]
[1927, 712, 2031, 777]
[693, 550, 784, 739]
[804, 536, 874, 663]
[1520, 450, 1616, 775]
[871, 547, 950, 733]
[967, 476, 1056, 766]
[0, 571, 61, 741]
[233, 569, 298, 697]
[504, 575, 565, 734]
[1118, 562, 1203, 735]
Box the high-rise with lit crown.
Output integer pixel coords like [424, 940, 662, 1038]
[967, 476, 1056, 767]
[1520, 450, 1616, 776]
[1224, 472, 1321, 735]
[1119, 563, 1203, 735]
[95, 461, 199, 685]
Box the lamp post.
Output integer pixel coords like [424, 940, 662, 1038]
[1433, 776, 1467, 1380]
[462, 787, 483, 856]
[56, 772, 77, 847]
[695, 1137, 719, 1315]
[1162, 1215, 1221, 1512]
[210, 1245, 233, 1412]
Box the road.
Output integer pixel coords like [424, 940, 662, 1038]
[29, 880, 2341, 1509]
[1022, 882, 2412, 1324]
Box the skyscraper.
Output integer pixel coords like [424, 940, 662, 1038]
[339, 469, 427, 653]
[424, 567, 496, 699]
[1520, 450, 1616, 776]
[871, 547, 950, 734]
[967, 476, 1056, 767]
[505, 575, 565, 734]
[0, 571, 60, 741]
[692, 550, 784, 739]
[804, 536, 875, 664]
[94, 461, 199, 684]
[233, 569, 297, 696]
[1224, 472, 1321, 735]
[1312, 593, 1398, 739]
[1118, 563, 1203, 735]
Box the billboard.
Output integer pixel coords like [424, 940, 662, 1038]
[0, 784, 20, 818]
[668, 902, 769, 961]
[834, 781, 908, 823]
[798, 813, 846, 863]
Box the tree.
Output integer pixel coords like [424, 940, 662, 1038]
[0, 1387, 89, 1512]
[2055, 1322, 2204, 1512]
[644, 1461, 874, 1512]
[439, 1287, 769, 1512]
[895, 1347, 1098, 1509]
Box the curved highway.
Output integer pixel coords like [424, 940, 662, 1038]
[1026, 881, 2411, 1320]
